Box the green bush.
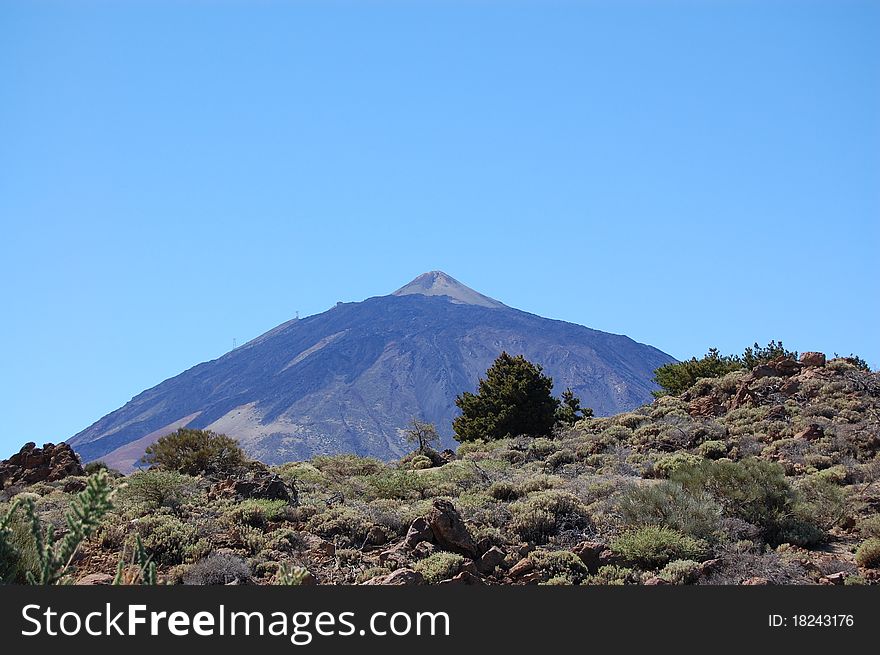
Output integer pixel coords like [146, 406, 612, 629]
[671, 458, 794, 542]
[611, 526, 707, 570]
[855, 538, 880, 569]
[141, 428, 247, 476]
[616, 481, 722, 541]
[658, 559, 702, 585]
[585, 565, 635, 585]
[305, 506, 372, 547]
[654, 452, 702, 478]
[117, 470, 198, 514]
[132, 514, 200, 566]
[857, 515, 880, 539]
[531, 549, 589, 584]
[413, 552, 464, 583]
[226, 499, 290, 528]
[698, 440, 728, 460]
[509, 490, 591, 543]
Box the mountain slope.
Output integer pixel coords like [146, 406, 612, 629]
[68, 272, 675, 470]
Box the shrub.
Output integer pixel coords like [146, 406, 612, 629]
[855, 538, 880, 569]
[616, 481, 722, 541]
[226, 499, 290, 528]
[671, 458, 794, 542]
[453, 352, 560, 441]
[857, 515, 880, 539]
[305, 506, 372, 547]
[4, 471, 114, 584]
[698, 440, 728, 460]
[585, 565, 635, 585]
[531, 549, 589, 584]
[487, 481, 520, 501]
[509, 490, 591, 543]
[413, 552, 464, 583]
[409, 455, 434, 470]
[141, 429, 247, 476]
[654, 452, 702, 478]
[117, 470, 198, 514]
[183, 553, 251, 585]
[611, 526, 707, 569]
[658, 559, 702, 585]
[132, 514, 200, 566]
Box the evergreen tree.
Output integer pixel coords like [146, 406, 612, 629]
[555, 387, 593, 426]
[453, 352, 560, 442]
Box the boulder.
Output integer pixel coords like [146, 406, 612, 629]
[741, 577, 771, 585]
[210, 466, 296, 504]
[643, 576, 670, 585]
[439, 571, 484, 586]
[572, 541, 607, 573]
[508, 558, 536, 578]
[76, 573, 115, 585]
[425, 499, 477, 557]
[794, 424, 824, 441]
[362, 569, 424, 586]
[477, 546, 507, 574]
[403, 516, 435, 549]
[0, 442, 84, 489]
[800, 352, 827, 368]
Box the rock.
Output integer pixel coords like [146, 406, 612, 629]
[439, 571, 484, 586]
[517, 571, 546, 585]
[773, 357, 802, 377]
[0, 442, 85, 489]
[780, 379, 801, 395]
[477, 546, 507, 574]
[475, 536, 494, 556]
[301, 534, 336, 557]
[643, 576, 670, 585]
[440, 449, 457, 463]
[403, 516, 435, 549]
[800, 352, 826, 368]
[572, 541, 606, 573]
[365, 524, 389, 547]
[425, 499, 477, 557]
[76, 573, 114, 585]
[412, 541, 437, 559]
[508, 558, 536, 578]
[752, 365, 779, 379]
[688, 396, 722, 418]
[822, 572, 847, 585]
[210, 466, 296, 504]
[62, 477, 88, 493]
[598, 549, 618, 566]
[767, 405, 787, 420]
[362, 569, 425, 586]
[794, 424, 824, 441]
[698, 559, 721, 576]
[742, 577, 771, 585]
[516, 543, 535, 558]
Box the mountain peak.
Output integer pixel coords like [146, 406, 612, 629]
[391, 271, 505, 309]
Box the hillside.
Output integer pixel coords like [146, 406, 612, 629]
[2, 350, 878, 586]
[68, 272, 674, 471]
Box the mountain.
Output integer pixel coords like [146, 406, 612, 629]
[68, 272, 675, 471]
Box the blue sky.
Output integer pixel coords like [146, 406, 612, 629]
[1, 0, 878, 457]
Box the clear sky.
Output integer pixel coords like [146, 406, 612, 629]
[1, 0, 878, 458]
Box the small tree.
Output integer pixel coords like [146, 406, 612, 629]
[141, 428, 247, 476]
[404, 418, 440, 453]
[453, 352, 560, 442]
[555, 388, 593, 427]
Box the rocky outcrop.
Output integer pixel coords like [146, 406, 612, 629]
[425, 500, 478, 557]
[800, 352, 827, 368]
[362, 569, 424, 585]
[0, 442, 84, 489]
[209, 464, 297, 504]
